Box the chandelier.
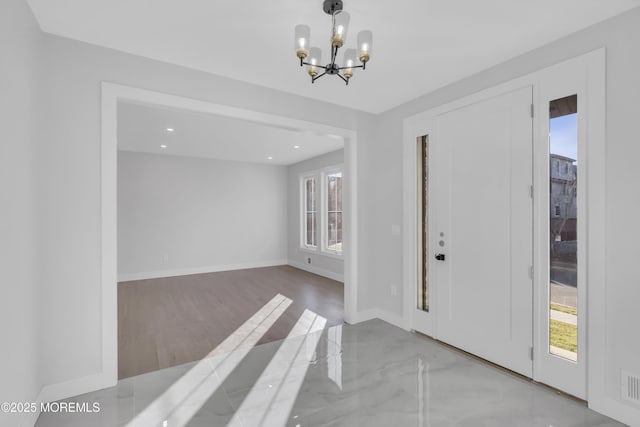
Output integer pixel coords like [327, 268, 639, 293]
[294, 0, 373, 85]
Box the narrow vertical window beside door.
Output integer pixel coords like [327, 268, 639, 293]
[417, 135, 429, 312]
[549, 95, 578, 362]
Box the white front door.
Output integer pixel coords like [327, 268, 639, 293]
[407, 52, 602, 400]
[432, 86, 534, 377]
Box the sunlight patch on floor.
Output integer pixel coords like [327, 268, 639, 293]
[125, 293, 292, 427]
[227, 309, 327, 427]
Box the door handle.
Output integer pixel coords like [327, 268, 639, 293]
[435, 253, 446, 261]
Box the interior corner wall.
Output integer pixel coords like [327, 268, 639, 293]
[118, 151, 288, 280]
[36, 31, 375, 393]
[370, 7, 640, 425]
[0, 0, 43, 425]
[287, 149, 345, 281]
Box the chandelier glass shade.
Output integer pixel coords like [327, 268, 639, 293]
[294, 0, 373, 85]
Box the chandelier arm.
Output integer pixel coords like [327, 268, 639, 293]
[312, 72, 327, 83]
[301, 60, 328, 70]
[337, 73, 349, 85]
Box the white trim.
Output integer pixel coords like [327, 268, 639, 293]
[402, 48, 618, 420]
[118, 260, 288, 282]
[300, 173, 318, 250]
[101, 83, 119, 392]
[320, 165, 344, 257]
[102, 82, 359, 391]
[288, 260, 344, 283]
[38, 373, 110, 406]
[355, 309, 380, 323]
[402, 124, 436, 337]
[531, 52, 593, 399]
[298, 246, 320, 255]
[590, 395, 640, 427]
[25, 373, 112, 426]
[580, 50, 640, 427]
[299, 164, 345, 258]
[356, 309, 411, 331]
[315, 249, 344, 260]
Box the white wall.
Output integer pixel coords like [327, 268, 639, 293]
[287, 149, 344, 282]
[0, 0, 42, 426]
[36, 31, 376, 392]
[369, 7, 640, 425]
[118, 151, 288, 280]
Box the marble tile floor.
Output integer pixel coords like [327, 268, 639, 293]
[36, 319, 625, 427]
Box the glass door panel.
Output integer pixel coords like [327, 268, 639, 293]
[548, 95, 578, 362]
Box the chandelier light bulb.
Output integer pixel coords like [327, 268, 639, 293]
[343, 48, 356, 79]
[308, 47, 322, 77]
[331, 11, 350, 48]
[357, 30, 373, 64]
[294, 25, 311, 59]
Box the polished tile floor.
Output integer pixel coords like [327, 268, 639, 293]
[36, 318, 624, 427]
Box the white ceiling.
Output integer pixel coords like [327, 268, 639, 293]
[117, 101, 344, 165]
[28, 0, 640, 113]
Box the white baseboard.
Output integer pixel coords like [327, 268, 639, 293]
[590, 395, 640, 427]
[353, 308, 410, 331]
[118, 259, 288, 282]
[287, 260, 344, 283]
[26, 372, 114, 427]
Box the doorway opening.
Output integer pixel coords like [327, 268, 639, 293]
[101, 83, 359, 385]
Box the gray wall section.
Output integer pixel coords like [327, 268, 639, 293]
[37, 32, 375, 387]
[287, 149, 345, 280]
[118, 151, 288, 278]
[369, 6, 640, 419]
[0, 0, 43, 423]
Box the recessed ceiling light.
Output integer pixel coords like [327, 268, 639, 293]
[294, 145, 300, 149]
[160, 144, 168, 149]
[267, 156, 273, 160]
[166, 127, 175, 132]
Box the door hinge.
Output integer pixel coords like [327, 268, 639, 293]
[529, 185, 534, 199]
[530, 104, 534, 118]
[530, 347, 534, 361]
[529, 265, 534, 280]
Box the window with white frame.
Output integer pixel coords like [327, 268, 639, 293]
[300, 165, 343, 256]
[302, 176, 317, 248]
[324, 169, 343, 254]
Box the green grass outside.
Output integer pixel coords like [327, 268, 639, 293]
[550, 319, 577, 353]
[550, 303, 577, 316]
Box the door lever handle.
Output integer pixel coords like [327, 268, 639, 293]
[435, 253, 446, 261]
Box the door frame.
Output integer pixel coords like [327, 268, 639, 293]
[402, 49, 605, 401]
[100, 82, 360, 386]
[532, 62, 588, 398]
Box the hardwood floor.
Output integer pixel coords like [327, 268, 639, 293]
[117, 265, 343, 379]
